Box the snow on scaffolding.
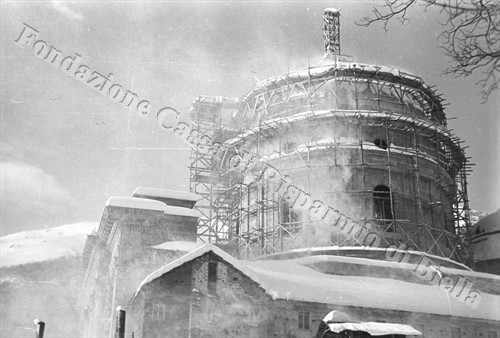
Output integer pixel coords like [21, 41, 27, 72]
[191, 95, 241, 109]
[245, 63, 438, 106]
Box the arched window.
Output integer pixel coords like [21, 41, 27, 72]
[373, 138, 388, 149]
[373, 185, 393, 221]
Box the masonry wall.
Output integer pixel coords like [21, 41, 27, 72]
[189, 253, 273, 337]
[79, 204, 199, 338]
[241, 117, 456, 228]
[270, 301, 500, 338]
[127, 252, 274, 338]
[127, 262, 192, 338]
[107, 219, 197, 337]
[115, 221, 195, 305]
[127, 253, 500, 338]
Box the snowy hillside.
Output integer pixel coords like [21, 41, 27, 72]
[0, 222, 97, 268]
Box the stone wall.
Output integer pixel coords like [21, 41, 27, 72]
[190, 253, 272, 337]
[127, 262, 192, 338]
[127, 252, 273, 338]
[126, 252, 500, 338]
[79, 201, 199, 338]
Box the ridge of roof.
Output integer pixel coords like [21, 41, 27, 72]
[136, 244, 261, 292]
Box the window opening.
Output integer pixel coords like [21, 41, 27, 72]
[280, 199, 300, 233]
[298, 311, 310, 330]
[487, 331, 498, 338]
[208, 261, 217, 295]
[373, 185, 394, 229]
[151, 303, 165, 321]
[450, 327, 462, 338]
[283, 141, 297, 154]
[373, 138, 388, 149]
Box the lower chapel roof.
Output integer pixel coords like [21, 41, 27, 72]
[134, 244, 499, 322]
[473, 210, 500, 261]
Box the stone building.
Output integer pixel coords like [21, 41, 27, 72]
[79, 9, 500, 338]
[126, 244, 499, 338]
[79, 186, 499, 338]
[78, 188, 201, 338]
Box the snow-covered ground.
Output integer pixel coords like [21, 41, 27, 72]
[0, 222, 97, 268]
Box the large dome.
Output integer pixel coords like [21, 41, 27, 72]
[189, 9, 472, 266]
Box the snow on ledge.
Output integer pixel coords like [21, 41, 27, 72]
[133, 187, 200, 202]
[105, 197, 166, 212]
[164, 205, 201, 218]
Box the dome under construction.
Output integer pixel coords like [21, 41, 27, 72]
[189, 8, 472, 266]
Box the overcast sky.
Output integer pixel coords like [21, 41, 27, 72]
[1, 1, 498, 236]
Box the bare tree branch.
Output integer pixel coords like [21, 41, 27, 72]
[357, 0, 500, 102]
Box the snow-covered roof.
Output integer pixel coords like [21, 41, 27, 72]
[259, 246, 472, 271]
[0, 222, 98, 268]
[322, 310, 353, 323]
[132, 187, 200, 202]
[472, 210, 500, 261]
[247, 259, 498, 320]
[326, 322, 421, 336]
[151, 241, 204, 252]
[133, 244, 499, 321]
[136, 244, 261, 291]
[320, 310, 422, 335]
[105, 197, 166, 211]
[105, 197, 199, 217]
[473, 210, 499, 235]
[163, 205, 201, 218]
